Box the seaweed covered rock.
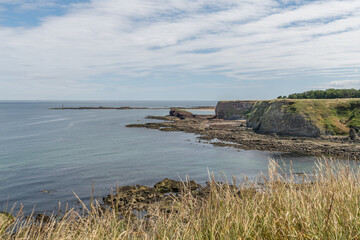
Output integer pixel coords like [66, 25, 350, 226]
[103, 185, 163, 212]
[103, 179, 202, 215]
[154, 178, 201, 193]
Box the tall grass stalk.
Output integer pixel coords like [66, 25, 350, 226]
[1, 158, 360, 239]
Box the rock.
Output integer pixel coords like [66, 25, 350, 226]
[35, 214, 51, 223]
[349, 128, 358, 140]
[42, 190, 53, 194]
[353, 127, 360, 136]
[154, 178, 181, 193]
[103, 178, 202, 216]
[216, 101, 256, 120]
[169, 108, 194, 119]
[103, 185, 163, 212]
[154, 178, 201, 193]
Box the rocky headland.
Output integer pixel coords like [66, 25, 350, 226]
[217, 99, 360, 137]
[127, 100, 360, 160]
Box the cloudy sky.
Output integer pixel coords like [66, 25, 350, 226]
[0, 0, 359, 100]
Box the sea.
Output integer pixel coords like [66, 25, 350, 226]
[0, 101, 318, 214]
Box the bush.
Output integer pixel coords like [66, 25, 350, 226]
[285, 89, 360, 99]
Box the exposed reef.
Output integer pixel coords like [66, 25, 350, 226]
[102, 178, 245, 218]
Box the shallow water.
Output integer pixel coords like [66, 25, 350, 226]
[0, 101, 318, 213]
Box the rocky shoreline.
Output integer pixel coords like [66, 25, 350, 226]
[127, 111, 360, 160]
[101, 177, 256, 220]
[0, 178, 238, 223]
[102, 178, 204, 218]
[50, 106, 215, 110]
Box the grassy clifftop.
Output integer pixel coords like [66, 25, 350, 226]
[245, 98, 360, 136]
[282, 98, 360, 135]
[217, 98, 360, 136]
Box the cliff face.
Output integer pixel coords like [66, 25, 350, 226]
[216, 99, 360, 137]
[247, 100, 322, 137]
[215, 101, 256, 120]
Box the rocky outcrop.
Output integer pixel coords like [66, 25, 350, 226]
[154, 178, 200, 193]
[103, 178, 203, 215]
[247, 101, 322, 137]
[215, 101, 256, 120]
[170, 108, 194, 119]
[349, 128, 360, 141]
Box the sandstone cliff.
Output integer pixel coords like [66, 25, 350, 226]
[216, 99, 360, 137]
[246, 100, 321, 137]
[215, 101, 256, 120]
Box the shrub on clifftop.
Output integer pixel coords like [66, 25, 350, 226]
[280, 88, 360, 99]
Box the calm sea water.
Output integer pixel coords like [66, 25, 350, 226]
[0, 101, 318, 214]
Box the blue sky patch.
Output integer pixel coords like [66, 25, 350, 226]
[0, 0, 89, 27]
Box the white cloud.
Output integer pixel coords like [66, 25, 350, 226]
[0, 0, 360, 99]
[328, 80, 360, 88]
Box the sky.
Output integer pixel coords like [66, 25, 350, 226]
[0, 0, 359, 100]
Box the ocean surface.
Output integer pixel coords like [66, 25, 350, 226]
[0, 101, 319, 214]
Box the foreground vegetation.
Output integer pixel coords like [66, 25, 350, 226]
[2, 159, 360, 239]
[278, 88, 360, 99]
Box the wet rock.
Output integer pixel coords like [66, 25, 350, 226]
[156, 195, 181, 214]
[159, 127, 179, 132]
[103, 179, 203, 216]
[42, 190, 54, 194]
[35, 214, 51, 223]
[103, 185, 163, 212]
[154, 178, 201, 193]
[349, 128, 359, 140]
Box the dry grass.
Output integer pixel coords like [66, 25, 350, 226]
[2, 158, 360, 239]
